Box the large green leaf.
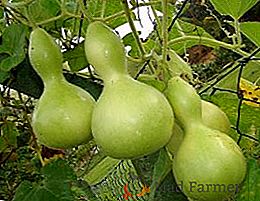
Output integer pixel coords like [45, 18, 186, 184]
[0, 70, 10, 83]
[12, 181, 58, 201]
[87, 0, 126, 27]
[1, 121, 19, 148]
[27, 0, 60, 24]
[236, 158, 260, 201]
[148, 148, 173, 201]
[209, 0, 259, 19]
[240, 22, 260, 47]
[217, 60, 260, 90]
[63, 43, 89, 72]
[13, 160, 76, 201]
[0, 24, 27, 71]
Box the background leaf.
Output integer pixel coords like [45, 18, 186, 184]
[236, 158, 260, 201]
[1, 121, 19, 148]
[148, 148, 173, 200]
[63, 43, 89, 72]
[217, 61, 260, 89]
[0, 24, 27, 71]
[27, 0, 60, 24]
[240, 22, 260, 47]
[209, 0, 260, 19]
[204, 93, 260, 147]
[13, 160, 76, 201]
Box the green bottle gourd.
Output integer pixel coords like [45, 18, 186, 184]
[167, 100, 231, 156]
[29, 28, 95, 149]
[165, 77, 246, 201]
[84, 21, 174, 159]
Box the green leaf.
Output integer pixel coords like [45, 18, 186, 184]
[240, 22, 260, 47]
[86, 0, 125, 27]
[204, 93, 260, 147]
[236, 158, 260, 200]
[63, 43, 88, 72]
[148, 148, 172, 201]
[166, 50, 193, 79]
[0, 70, 10, 83]
[13, 160, 77, 201]
[0, 7, 4, 34]
[217, 61, 260, 90]
[0, 24, 27, 71]
[27, 0, 60, 23]
[1, 121, 19, 148]
[209, 0, 259, 19]
[0, 137, 8, 152]
[123, 33, 141, 58]
[12, 181, 58, 201]
[104, 0, 126, 27]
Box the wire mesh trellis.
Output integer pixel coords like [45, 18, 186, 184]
[90, 160, 150, 201]
[199, 47, 260, 145]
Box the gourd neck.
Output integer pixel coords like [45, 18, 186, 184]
[102, 74, 132, 85]
[42, 74, 66, 89]
[165, 76, 203, 128]
[183, 121, 204, 136]
[84, 21, 128, 81]
[34, 65, 63, 83]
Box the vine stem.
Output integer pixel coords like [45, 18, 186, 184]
[234, 18, 242, 46]
[161, 0, 169, 74]
[121, 0, 155, 74]
[121, 0, 146, 56]
[168, 36, 249, 57]
[101, 0, 107, 18]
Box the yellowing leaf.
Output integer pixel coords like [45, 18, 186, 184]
[239, 78, 260, 107]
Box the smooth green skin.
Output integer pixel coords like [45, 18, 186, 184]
[174, 123, 247, 201]
[167, 100, 231, 156]
[29, 28, 94, 149]
[165, 77, 246, 201]
[201, 100, 230, 133]
[84, 21, 127, 80]
[85, 21, 174, 159]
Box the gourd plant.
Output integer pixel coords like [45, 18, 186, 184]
[84, 21, 174, 159]
[29, 28, 95, 149]
[165, 77, 247, 201]
[0, 0, 259, 201]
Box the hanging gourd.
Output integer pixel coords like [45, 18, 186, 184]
[165, 77, 246, 201]
[84, 21, 174, 159]
[29, 28, 95, 149]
